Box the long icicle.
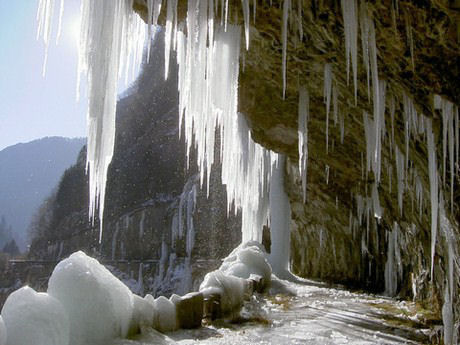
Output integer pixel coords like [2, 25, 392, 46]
[281, 0, 290, 99]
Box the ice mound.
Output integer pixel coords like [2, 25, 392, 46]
[200, 270, 249, 315]
[47, 251, 134, 345]
[199, 242, 272, 316]
[0, 315, 6, 345]
[220, 241, 272, 283]
[1, 286, 69, 345]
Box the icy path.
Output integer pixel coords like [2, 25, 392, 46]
[118, 279, 431, 345]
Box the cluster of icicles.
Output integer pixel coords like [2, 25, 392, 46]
[37, 0, 290, 272]
[37, 0, 458, 342]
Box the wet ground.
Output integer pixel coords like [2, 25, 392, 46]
[118, 278, 435, 345]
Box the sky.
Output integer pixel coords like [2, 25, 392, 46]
[0, 1, 87, 151]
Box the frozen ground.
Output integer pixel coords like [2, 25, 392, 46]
[118, 278, 433, 345]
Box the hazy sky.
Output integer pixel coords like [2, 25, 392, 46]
[0, 1, 87, 150]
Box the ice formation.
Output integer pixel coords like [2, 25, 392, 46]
[0, 316, 5, 345]
[384, 222, 402, 296]
[282, 0, 290, 99]
[151, 296, 178, 333]
[1, 286, 69, 345]
[439, 196, 457, 345]
[47, 251, 134, 345]
[200, 270, 248, 316]
[426, 118, 438, 280]
[341, 0, 358, 102]
[395, 145, 405, 216]
[37, 0, 146, 241]
[269, 155, 292, 277]
[220, 241, 272, 283]
[298, 86, 309, 203]
[324, 64, 333, 154]
[200, 241, 271, 316]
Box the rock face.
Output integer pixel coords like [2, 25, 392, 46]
[133, 0, 460, 328]
[28, 31, 241, 296]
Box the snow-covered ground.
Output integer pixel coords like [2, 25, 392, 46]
[119, 279, 431, 345]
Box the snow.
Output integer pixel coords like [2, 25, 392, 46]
[0, 316, 5, 345]
[1, 286, 69, 345]
[47, 251, 134, 345]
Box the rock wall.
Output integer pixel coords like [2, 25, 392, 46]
[133, 0, 460, 331]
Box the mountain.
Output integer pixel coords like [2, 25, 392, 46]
[0, 136, 86, 250]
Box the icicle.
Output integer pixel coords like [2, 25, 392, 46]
[363, 111, 373, 174]
[359, 2, 370, 100]
[146, 0, 162, 61]
[74, 0, 147, 242]
[426, 118, 438, 280]
[405, 14, 415, 70]
[165, 0, 177, 79]
[242, 0, 250, 50]
[339, 113, 345, 144]
[372, 182, 382, 220]
[333, 85, 338, 126]
[297, 0, 303, 40]
[442, 101, 449, 185]
[324, 64, 332, 154]
[448, 107, 454, 213]
[281, 0, 290, 99]
[55, 0, 65, 44]
[390, 95, 395, 157]
[269, 155, 292, 277]
[139, 209, 145, 239]
[374, 80, 386, 183]
[455, 107, 459, 174]
[341, 0, 358, 102]
[325, 164, 330, 185]
[298, 86, 309, 203]
[384, 222, 402, 296]
[395, 145, 405, 216]
[415, 172, 423, 219]
[37, 0, 56, 76]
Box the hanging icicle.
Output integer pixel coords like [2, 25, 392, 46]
[324, 63, 333, 154]
[281, 0, 290, 99]
[298, 86, 309, 203]
[340, 0, 358, 103]
[426, 118, 438, 280]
